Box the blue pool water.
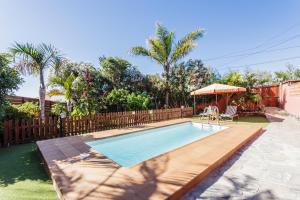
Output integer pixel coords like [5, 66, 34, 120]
[86, 122, 227, 167]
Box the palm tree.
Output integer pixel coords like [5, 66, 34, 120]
[47, 74, 76, 113]
[10, 43, 61, 121]
[130, 23, 204, 107]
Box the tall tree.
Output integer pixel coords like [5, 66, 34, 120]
[10, 43, 61, 121]
[170, 60, 218, 107]
[185, 59, 218, 91]
[144, 74, 164, 109]
[99, 56, 132, 89]
[131, 23, 204, 107]
[0, 53, 23, 106]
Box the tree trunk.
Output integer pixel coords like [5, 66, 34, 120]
[164, 65, 170, 108]
[67, 100, 72, 113]
[39, 70, 46, 122]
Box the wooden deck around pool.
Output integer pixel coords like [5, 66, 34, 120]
[37, 118, 262, 200]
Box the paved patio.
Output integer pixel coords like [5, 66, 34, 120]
[184, 111, 300, 199]
[37, 118, 262, 200]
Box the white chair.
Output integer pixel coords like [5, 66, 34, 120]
[220, 106, 238, 121]
[199, 106, 212, 120]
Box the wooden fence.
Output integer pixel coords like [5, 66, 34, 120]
[2, 107, 193, 147]
[6, 95, 63, 115]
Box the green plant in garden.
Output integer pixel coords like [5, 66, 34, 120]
[0, 53, 23, 135]
[131, 23, 204, 107]
[99, 56, 145, 92]
[51, 102, 67, 116]
[71, 96, 95, 116]
[144, 74, 165, 109]
[106, 88, 130, 111]
[48, 74, 76, 113]
[14, 102, 39, 118]
[10, 43, 62, 121]
[99, 56, 132, 89]
[0, 53, 23, 106]
[222, 71, 244, 86]
[126, 93, 150, 110]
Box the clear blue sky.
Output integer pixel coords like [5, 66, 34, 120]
[1, 0, 300, 98]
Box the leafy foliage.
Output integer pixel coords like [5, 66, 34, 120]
[105, 89, 150, 111]
[99, 56, 145, 92]
[10, 42, 61, 121]
[170, 60, 218, 107]
[131, 23, 204, 106]
[126, 93, 150, 110]
[51, 102, 67, 116]
[14, 102, 40, 118]
[0, 53, 23, 105]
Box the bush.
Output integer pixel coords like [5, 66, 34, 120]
[71, 97, 93, 116]
[13, 102, 39, 118]
[51, 102, 67, 116]
[0, 102, 38, 120]
[105, 89, 150, 111]
[126, 93, 150, 110]
[0, 102, 38, 137]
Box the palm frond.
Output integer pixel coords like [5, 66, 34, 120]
[10, 42, 42, 75]
[171, 40, 195, 63]
[148, 38, 166, 63]
[155, 23, 169, 42]
[130, 46, 150, 57]
[47, 89, 64, 97]
[171, 29, 204, 63]
[64, 75, 76, 100]
[48, 76, 64, 87]
[164, 32, 174, 57]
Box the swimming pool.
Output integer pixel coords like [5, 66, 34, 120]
[86, 122, 227, 167]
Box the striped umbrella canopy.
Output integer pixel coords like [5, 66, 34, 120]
[190, 83, 246, 114]
[190, 83, 246, 96]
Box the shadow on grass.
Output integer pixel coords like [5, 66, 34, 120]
[0, 143, 50, 186]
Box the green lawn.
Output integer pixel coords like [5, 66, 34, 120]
[0, 143, 57, 200]
[193, 115, 270, 128]
[235, 116, 270, 128]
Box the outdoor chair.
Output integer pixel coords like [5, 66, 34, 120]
[199, 106, 212, 119]
[220, 105, 238, 121]
[210, 106, 220, 121]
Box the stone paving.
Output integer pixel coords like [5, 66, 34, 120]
[184, 115, 300, 200]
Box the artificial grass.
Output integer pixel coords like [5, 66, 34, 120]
[193, 115, 270, 128]
[0, 143, 57, 200]
[235, 116, 270, 128]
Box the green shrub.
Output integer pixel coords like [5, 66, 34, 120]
[126, 93, 150, 110]
[71, 97, 92, 116]
[13, 102, 39, 118]
[51, 102, 67, 116]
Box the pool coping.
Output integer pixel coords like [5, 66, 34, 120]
[86, 122, 228, 168]
[37, 118, 262, 200]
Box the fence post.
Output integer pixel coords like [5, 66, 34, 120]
[59, 113, 66, 137]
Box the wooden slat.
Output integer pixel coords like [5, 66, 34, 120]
[2, 107, 193, 147]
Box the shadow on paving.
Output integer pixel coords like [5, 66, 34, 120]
[0, 143, 50, 186]
[184, 130, 278, 200]
[54, 151, 184, 199]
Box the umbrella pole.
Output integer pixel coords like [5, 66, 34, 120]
[215, 94, 217, 106]
[226, 93, 228, 107]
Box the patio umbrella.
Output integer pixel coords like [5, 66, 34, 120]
[190, 83, 246, 114]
